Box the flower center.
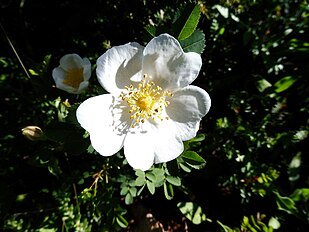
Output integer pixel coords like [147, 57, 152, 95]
[63, 68, 84, 89]
[136, 95, 153, 110]
[120, 74, 172, 128]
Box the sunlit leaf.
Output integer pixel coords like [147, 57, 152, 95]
[116, 215, 128, 228]
[145, 25, 156, 37]
[213, 5, 229, 18]
[152, 168, 165, 184]
[274, 191, 298, 215]
[188, 133, 206, 143]
[173, 4, 201, 41]
[177, 202, 207, 224]
[274, 76, 296, 93]
[268, 217, 281, 230]
[166, 175, 181, 186]
[28, 69, 39, 76]
[181, 151, 206, 164]
[129, 187, 137, 197]
[256, 79, 272, 92]
[146, 172, 156, 182]
[147, 181, 155, 195]
[135, 176, 146, 186]
[178, 4, 200, 40]
[179, 162, 192, 173]
[135, 169, 145, 177]
[290, 188, 309, 202]
[180, 29, 206, 54]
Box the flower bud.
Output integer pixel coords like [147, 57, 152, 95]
[21, 126, 44, 141]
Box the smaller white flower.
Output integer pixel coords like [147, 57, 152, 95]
[52, 54, 91, 94]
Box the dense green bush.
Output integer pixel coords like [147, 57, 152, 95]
[1, 0, 308, 231]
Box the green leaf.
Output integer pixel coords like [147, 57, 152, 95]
[120, 186, 129, 196]
[290, 188, 309, 202]
[180, 29, 206, 54]
[145, 25, 156, 37]
[135, 169, 145, 178]
[137, 185, 145, 196]
[129, 187, 137, 197]
[274, 191, 298, 215]
[125, 193, 133, 205]
[77, 178, 84, 185]
[173, 4, 201, 41]
[256, 79, 272, 92]
[166, 175, 181, 186]
[87, 144, 95, 154]
[249, 215, 263, 231]
[181, 151, 206, 165]
[179, 162, 192, 173]
[29, 69, 39, 76]
[116, 215, 128, 228]
[152, 167, 165, 176]
[274, 76, 296, 93]
[177, 202, 207, 225]
[217, 220, 237, 232]
[288, 152, 301, 183]
[135, 176, 146, 186]
[163, 182, 174, 200]
[151, 168, 165, 184]
[146, 172, 156, 182]
[47, 157, 62, 177]
[147, 181, 155, 195]
[188, 133, 206, 143]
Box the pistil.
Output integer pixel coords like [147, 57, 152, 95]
[120, 74, 172, 127]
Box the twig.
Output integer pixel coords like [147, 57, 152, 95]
[0, 22, 31, 80]
[64, 152, 81, 215]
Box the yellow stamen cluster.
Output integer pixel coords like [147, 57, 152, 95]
[63, 68, 84, 89]
[120, 74, 173, 128]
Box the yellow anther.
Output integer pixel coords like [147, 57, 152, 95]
[120, 74, 172, 127]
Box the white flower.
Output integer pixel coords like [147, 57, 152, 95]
[52, 53, 91, 94]
[76, 34, 211, 171]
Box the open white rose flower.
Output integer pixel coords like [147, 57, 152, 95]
[76, 33, 211, 171]
[52, 53, 91, 94]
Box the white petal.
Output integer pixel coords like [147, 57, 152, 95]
[166, 85, 211, 140]
[151, 120, 184, 164]
[124, 120, 184, 169]
[60, 54, 84, 71]
[82, 57, 92, 81]
[124, 127, 155, 171]
[89, 129, 124, 157]
[52, 67, 66, 83]
[52, 67, 76, 93]
[96, 42, 144, 94]
[142, 33, 202, 90]
[76, 81, 89, 93]
[76, 94, 127, 156]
